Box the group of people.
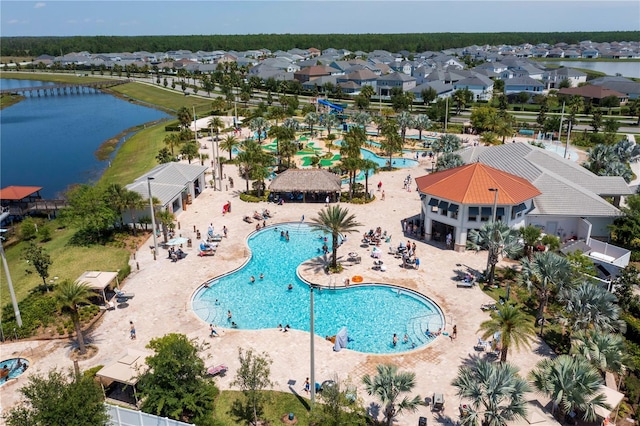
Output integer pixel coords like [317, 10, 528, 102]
[362, 227, 389, 246]
[168, 246, 185, 262]
[280, 230, 290, 241]
[392, 333, 411, 347]
[278, 324, 291, 332]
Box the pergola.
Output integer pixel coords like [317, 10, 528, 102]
[268, 169, 342, 203]
[75, 271, 119, 303]
[96, 350, 149, 406]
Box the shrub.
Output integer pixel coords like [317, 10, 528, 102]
[20, 217, 37, 241]
[239, 192, 269, 203]
[38, 225, 52, 242]
[1, 291, 58, 338]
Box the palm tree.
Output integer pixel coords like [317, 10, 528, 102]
[467, 221, 522, 288]
[156, 209, 175, 243]
[362, 364, 422, 426]
[559, 282, 625, 336]
[529, 355, 608, 422]
[352, 111, 371, 129]
[122, 189, 145, 236]
[452, 359, 530, 426]
[220, 135, 239, 161]
[413, 114, 431, 143]
[304, 112, 319, 136]
[478, 303, 536, 362]
[163, 133, 182, 157]
[361, 158, 379, 199]
[310, 205, 362, 270]
[396, 111, 414, 145]
[56, 279, 92, 355]
[435, 153, 464, 171]
[520, 225, 542, 260]
[249, 117, 269, 143]
[571, 330, 627, 376]
[520, 251, 573, 335]
[340, 126, 366, 198]
[176, 106, 193, 130]
[322, 113, 340, 136]
[266, 105, 286, 127]
[380, 120, 403, 170]
[360, 85, 375, 100]
[208, 116, 225, 136]
[283, 117, 300, 131]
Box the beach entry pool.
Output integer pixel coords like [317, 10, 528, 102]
[0, 358, 29, 386]
[192, 223, 444, 354]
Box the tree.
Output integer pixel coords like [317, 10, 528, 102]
[354, 94, 370, 110]
[466, 221, 522, 288]
[310, 205, 362, 270]
[396, 111, 414, 145]
[529, 355, 608, 422]
[478, 303, 536, 362]
[390, 87, 411, 112]
[20, 216, 37, 240]
[436, 153, 464, 171]
[208, 116, 225, 135]
[221, 134, 239, 161]
[180, 140, 200, 164]
[304, 112, 319, 136]
[520, 251, 573, 335]
[322, 113, 340, 136]
[520, 225, 542, 260]
[61, 184, 117, 243]
[420, 87, 438, 105]
[380, 120, 403, 170]
[55, 279, 92, 355]
[22, 241, 52, 287]
[470, 106, 499, 133]
[156, 209, 175, 244]
[310, 376, 367, 426]
[362, 364, 422, 426]
[571, 329, 627, 376]
[559, 282, 625, 336]
[121, 188, 145, 236]
[452, 88, 473, 114]
[590, 109, 603, 133]
[231, 348, 274, 426]
[352, 111, 372, 129]
[176, 106, 193, 129]
[5, 369, 109, 426]
[163, 133, 182, 157]
[156, 147, 173, 164]
[452, 359, 530, 426]
[137, 333, 218, 424]
[413, 114, 431, 142]
[249, 117, 269, 143]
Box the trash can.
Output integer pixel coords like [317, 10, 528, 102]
[187, 238, 192, 248]
[419, 416, 428, 426]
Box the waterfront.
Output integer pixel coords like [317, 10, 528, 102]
[0, 79, 169, 198]
[540, 60, 640, 78]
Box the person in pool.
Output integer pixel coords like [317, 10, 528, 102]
[287, 283, 293, 290]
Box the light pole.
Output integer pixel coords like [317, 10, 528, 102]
[489, 188, 499, 223]
[0, 241, 22, 327]
[147, 177, 159, 260]
[489, 188, 506, 297]
[309, 283, 316, 404]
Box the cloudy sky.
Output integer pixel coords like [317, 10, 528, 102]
[2, 1, 639, 37]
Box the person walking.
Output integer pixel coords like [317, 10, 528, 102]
[304, 377, 310, 394]
[381, 190, 385, 201]
[377, 181, 382, 191]
[129, 321, 136, 340]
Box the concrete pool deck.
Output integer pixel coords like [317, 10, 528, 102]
[0, 147, 554, 425]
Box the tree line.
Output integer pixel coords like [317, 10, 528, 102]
[2, 31, 640, 57]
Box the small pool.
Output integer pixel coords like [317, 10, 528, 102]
[540, 141, 579, 162]
[192, 224, 444, 354]
[0, 358, 29, 386]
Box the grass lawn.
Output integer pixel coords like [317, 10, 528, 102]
[0, 221, 131, 308]
[213, 390, 311, 425]
[0, 93, 25, 109]
[109, 81, 212, 114]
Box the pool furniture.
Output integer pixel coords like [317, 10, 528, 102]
[456, 277, 476, 288]
[115, 289, 134, 299]
[351, 275, 363, 283]
[431, 393, 445, 412]
[207, 365, 228, 377]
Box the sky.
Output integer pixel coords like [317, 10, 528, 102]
[1, 0, 639, 37]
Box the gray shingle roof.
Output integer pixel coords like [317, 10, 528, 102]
[126, 163, 207, 206]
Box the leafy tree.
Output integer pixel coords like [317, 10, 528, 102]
[156, 147, 173, 164]
[380, 120, 403, 170]
[529, 355, 608, 422]
[362, 364, 422, 426]
[231, 348, 274, 426]
[590, 109, 603, 133]
[55, 279, 92, 354]
[432, 134, 462, 161]
[613, 265, 640, 311]
[466, 221, 522, 288]
[5, 369, 109, 426]
[436, 153, 464, 171]
[249, 117, 269, 143]
[390, 87, 410, 112]
[176, 106, 193, 129]
[520, 251, 572, 335]
[558, 79, 572, 89]
[22, 241, 52, 287]
[478, 303, 536, 362]
[520, 225, 542, 260]
[310, 205, 362, 270]
[354, 94, 370, 110]
[452, 88, 473, 114]
[137, 333, 218, 424]
[303, 112, 319, 136]
[470, 106, 499, 133]
[452, 359, 530, 426]
[571, 329, 627, 376]
[61, 184, 117, 243]
[559, 282, 625, 336]
[360, 84, 375, 100]
[310, 376, 367, 426]
[20, 216, 37, 240]
[420, 87, 438, 105]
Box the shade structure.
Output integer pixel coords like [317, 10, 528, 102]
[76, 271, 118, 302]
[166, 237, 189, 246]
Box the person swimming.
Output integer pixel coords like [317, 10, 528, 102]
[287, 283, 293, 290]
[259, 273, 264, 280]
[250, 276, 255, 283]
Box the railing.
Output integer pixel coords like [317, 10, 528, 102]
[107, 404, 190, 426]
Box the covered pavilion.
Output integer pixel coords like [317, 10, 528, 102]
[96, 350, 149, 407]
[76, 270, 119, 303]
[268, 169, 342, 203]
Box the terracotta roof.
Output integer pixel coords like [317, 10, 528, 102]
[558, 84, 625, 99]
[415, 163, 541, 204]
[0, 186, 43, 201]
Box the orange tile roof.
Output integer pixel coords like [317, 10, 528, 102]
[0, 186, 43, 201]
[415, 163, 541, 204]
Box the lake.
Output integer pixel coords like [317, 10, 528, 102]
[0, 79, 169, 198]
[540, 61, 640, 78]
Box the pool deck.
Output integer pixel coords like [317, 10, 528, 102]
[0, 139, 555, 425]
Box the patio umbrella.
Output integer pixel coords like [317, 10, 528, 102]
[166, 237, 189, 246]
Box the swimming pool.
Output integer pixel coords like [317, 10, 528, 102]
[0, 358, 29, 386]
[192, 223, 444, 354]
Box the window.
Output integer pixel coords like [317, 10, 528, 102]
[438, 200, 449, 216]
[496, 207, 505, 222]
[448, 203, 459, 220]
[480, 207, 492, 222]
[468, 206, 479, 222]
[428, 197, 439, 213]
[511, 203, 526, 219]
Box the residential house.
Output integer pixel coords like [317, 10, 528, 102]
[590, 76, 640, 100]
[542, 68, 587, 89]
[337, 69, 379, 90]
[293, 65, 339, 83]
[453, 75, 494, 101]
[376, 72, 417, 96]
[558, 85, 628, 105]
[409, 81, 455, 101]
[503, 76, 545, 95]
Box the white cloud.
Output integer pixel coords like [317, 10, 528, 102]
[8, 19, 20, 24]
[34, 2, 46, 9]
[67, 19, 77, 24]
[95, 19, 104, 23]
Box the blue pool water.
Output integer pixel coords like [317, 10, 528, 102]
[0, 358, 29, 386]
[192, 223, 444, 354]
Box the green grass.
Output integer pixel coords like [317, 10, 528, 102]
[109, 82, 212, 114]
[0, 222, 131, 308]
[213, 390, 311, 425]
[0, 93, 25, 109]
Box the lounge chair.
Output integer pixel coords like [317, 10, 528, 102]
[456, 277, 476, 288]
[115, 289, 135, 299]
[208, 234, 223, 242]
[243, 216, 253, 223]
[207, 364, 228, 377]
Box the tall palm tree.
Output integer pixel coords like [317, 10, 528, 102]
[452, 359, 530, 426]
[322, 113, 340, 136]
[208, 116, 225, 136]
[176, 106, 193, 130]
[266, 105, 286, 127]
[156, 209, 175, 244]
[520, 225, 542, 260]
[360, 84, 375, 100]
[361, 158, 379, 199]
[380, 120, 403, 170]
[520, 251, 573, 335]
[559, 282, 625, 336]
[478, 303, 536, 362]
[352, 111, 371, 129]
[362, 364, 422, 426]
[529, 355, 608, 422]
[249, 117, 269, 143]
[163, 133, 182, 157]
[122, 189, 145, 236]
[413, 114, 431, 143]
[220, 135, 239, 161]
[467, 221, 522, 288]
[304, 112, 319, 136]
[435, 153, 464, 171]
[396, 111, 414, 145]
[310, 205, 362, 269]
[340, 126, 366, 198]
[571, 330, 627, 376]
[283, 117, 300, 131]
[56, 280, 92, 355]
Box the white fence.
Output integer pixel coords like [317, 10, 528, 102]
[107, 404, 190, 426]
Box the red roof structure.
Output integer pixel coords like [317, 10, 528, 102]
[558, 85, 625, 101]
[0, 186, 43, 201]
[415, 163, 541, 204]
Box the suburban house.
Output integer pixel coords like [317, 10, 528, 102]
[409, 81, 454, 100]
[590, 76, 640, 100]
[453, 75, 494, 101]
[503, 76, 545, 95]
[542, 68, 588, 89]
[125, 163, 208, 221]
[293, 65, 339, 83]
[558, 85, 628, 105]
[376, 72, 417, 96]
[336, 69, 379, 90]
